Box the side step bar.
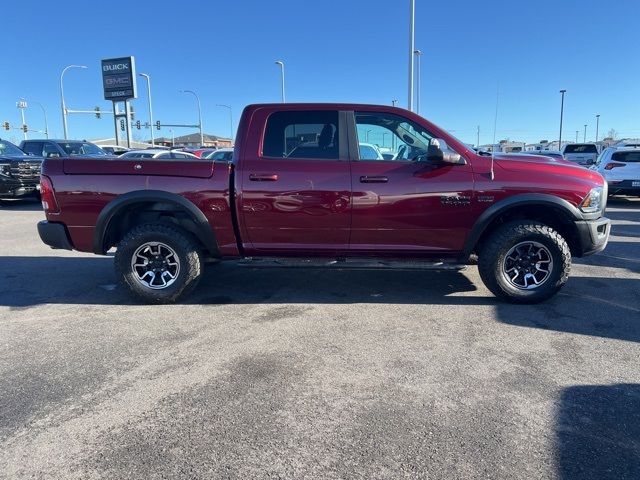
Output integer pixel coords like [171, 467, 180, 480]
[234, 257, 466, 271]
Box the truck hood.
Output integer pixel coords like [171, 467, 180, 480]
[494, 153, 604, 184]
[62, 157, 214, 178]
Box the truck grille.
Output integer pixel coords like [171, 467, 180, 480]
[9, 162, 42, 180]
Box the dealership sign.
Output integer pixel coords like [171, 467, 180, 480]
[101, 56, 137, 100]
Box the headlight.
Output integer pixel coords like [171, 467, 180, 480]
[580, 186, 603, 213]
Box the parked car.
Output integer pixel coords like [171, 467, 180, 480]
[592, 147, 640, 196]
[498, 152, 573, 166]
[0, 139, 43, 201]
[192, 148, 217, 158]
[526, 150, 564, 160]
[562, 143, 599, 166]
[37, 103, 610, 305]
[100, 145, 131, 156]
[119, 149, 199, 159]
[204, 148, 234, 162]
[20, 139, 110, 158]
[358, 142, 385, 160]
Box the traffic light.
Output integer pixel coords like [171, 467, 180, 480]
[2, 121, 9, 131]
[156, 120, 161, 130]
[95, 106, 101, 119]
[120, 119, 125, 131]
[22, 124, 28, 133]
[135, 120, 141, 130]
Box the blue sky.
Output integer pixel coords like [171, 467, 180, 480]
[1, 0, 638, 146]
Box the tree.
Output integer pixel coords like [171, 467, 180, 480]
[607, 129, 618, 140]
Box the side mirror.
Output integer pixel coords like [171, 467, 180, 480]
[416, 138, 464, 165]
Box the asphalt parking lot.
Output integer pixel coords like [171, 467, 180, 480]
[1, 198, 639, 479]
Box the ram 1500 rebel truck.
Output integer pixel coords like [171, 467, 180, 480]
[0, 139, 43, 201]
[37, 104, 610, 304]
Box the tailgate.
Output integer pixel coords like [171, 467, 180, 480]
[62, 158, 214, 178]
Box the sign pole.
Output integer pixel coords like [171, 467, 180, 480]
[112, 101, 120, 146]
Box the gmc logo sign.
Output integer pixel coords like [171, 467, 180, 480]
[105, 76, 131, 87]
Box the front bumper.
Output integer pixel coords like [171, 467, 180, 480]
[37, 221, 74, 250]
[0, 178, 40, 199]
[574, 217, 610, 256]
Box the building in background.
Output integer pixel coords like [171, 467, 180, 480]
[152, 133, 232, 148]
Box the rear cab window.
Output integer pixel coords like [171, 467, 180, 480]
[564, 144, 598, 154]
[262, 110, 340, 160]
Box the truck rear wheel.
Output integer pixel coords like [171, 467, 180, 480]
[478, 221, 571, 304]
[115, 223, 203, 304]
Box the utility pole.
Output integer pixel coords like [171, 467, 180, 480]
[414, 49, 423, 114]
[60, 65, 87, 140]
[139, 73, 154, 146]
[558, 89, 566, 151]
[408, 0, 415, 111]
[217, 104, 234, 143]
[275, 61, 286, 103]
[180, 90, 203, 147]
[595, 114, 600, 142]
[17, 99, 27, 140]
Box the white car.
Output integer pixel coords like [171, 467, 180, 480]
[204, 148, 234, 162]
[358, 142, 384, 160]
[562, 143, 599, 166]
[119, 149, 199, 160]
[593, 147, 640, 197]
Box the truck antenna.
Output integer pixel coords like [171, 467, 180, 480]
[490, 82, 499, 181]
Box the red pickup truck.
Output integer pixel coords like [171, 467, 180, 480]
[37, 103, 610, 304]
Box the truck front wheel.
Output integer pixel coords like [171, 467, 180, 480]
[478, 221, 571, 304]
[115, 223, 203, 304]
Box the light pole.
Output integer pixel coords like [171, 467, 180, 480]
[392, 99, 398, 107]
[382, 132, 388, 147]
[414, 49, 423, 114]
[28, 100, 49, 139]
[408, 0, 415, 111]
[575, 131, 579, 142]
[558, 89, 566, 151]
[139, 73, 154, 146]
[60, 65, 87, 140]
[180, 89, 203, 147]
[595, 114, 600, 142]
[169, 129, 175, 147]
[584, 124, 587, 142]
[366, 129, 372, 142]
[216, 104, 234, 144]
[275, 61, 286, 103]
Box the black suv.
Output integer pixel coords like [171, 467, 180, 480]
[0, 139, 43, 201]
[20, 139, 110, 158]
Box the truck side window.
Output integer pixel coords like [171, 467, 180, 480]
[22, 142, 43, 156]
[263, 110, 339, 160]
[355, 112, 434, 161]
[42, 143, 60, 158]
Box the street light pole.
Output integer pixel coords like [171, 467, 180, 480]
[60, 65, 87, 140]
[575, 131, 578, 142]
[392, 99, 398, 107]
[216, 104, 234, 144]
[414, 49, 423, 114]
[139, 73, 154, 147]
[558, 89, 566, 150]
[275, 61, 286, 103]
[584, 124, 587, 142]
[180, 89, 203, 147]
[595, 114, 600, 142]
[29, 100, 49, 139]
[408, 0, 415, 111]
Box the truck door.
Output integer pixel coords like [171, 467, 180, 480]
[238, 109, 351, 255]
[348, 110, 475, 255]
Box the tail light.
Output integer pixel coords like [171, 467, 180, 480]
[40, 175, 60, 213]
[604, 162, 625, 170]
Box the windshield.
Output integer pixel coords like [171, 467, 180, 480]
[0, 140, 27, 156]
[59, 142, 107, 156]
[564, 144, 598, 154]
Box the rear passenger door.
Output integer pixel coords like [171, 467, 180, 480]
[237, 109, 351, 255]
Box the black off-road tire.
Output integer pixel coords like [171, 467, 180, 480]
[478, 221, 571, 304]
[115, 223, 203, 304]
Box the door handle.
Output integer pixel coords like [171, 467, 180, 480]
[360, 175, 388, 183]
[249, 174, 279, 182]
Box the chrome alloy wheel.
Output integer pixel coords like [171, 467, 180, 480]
[502, 241, 554, 290]
[131, 242, 181, 290]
